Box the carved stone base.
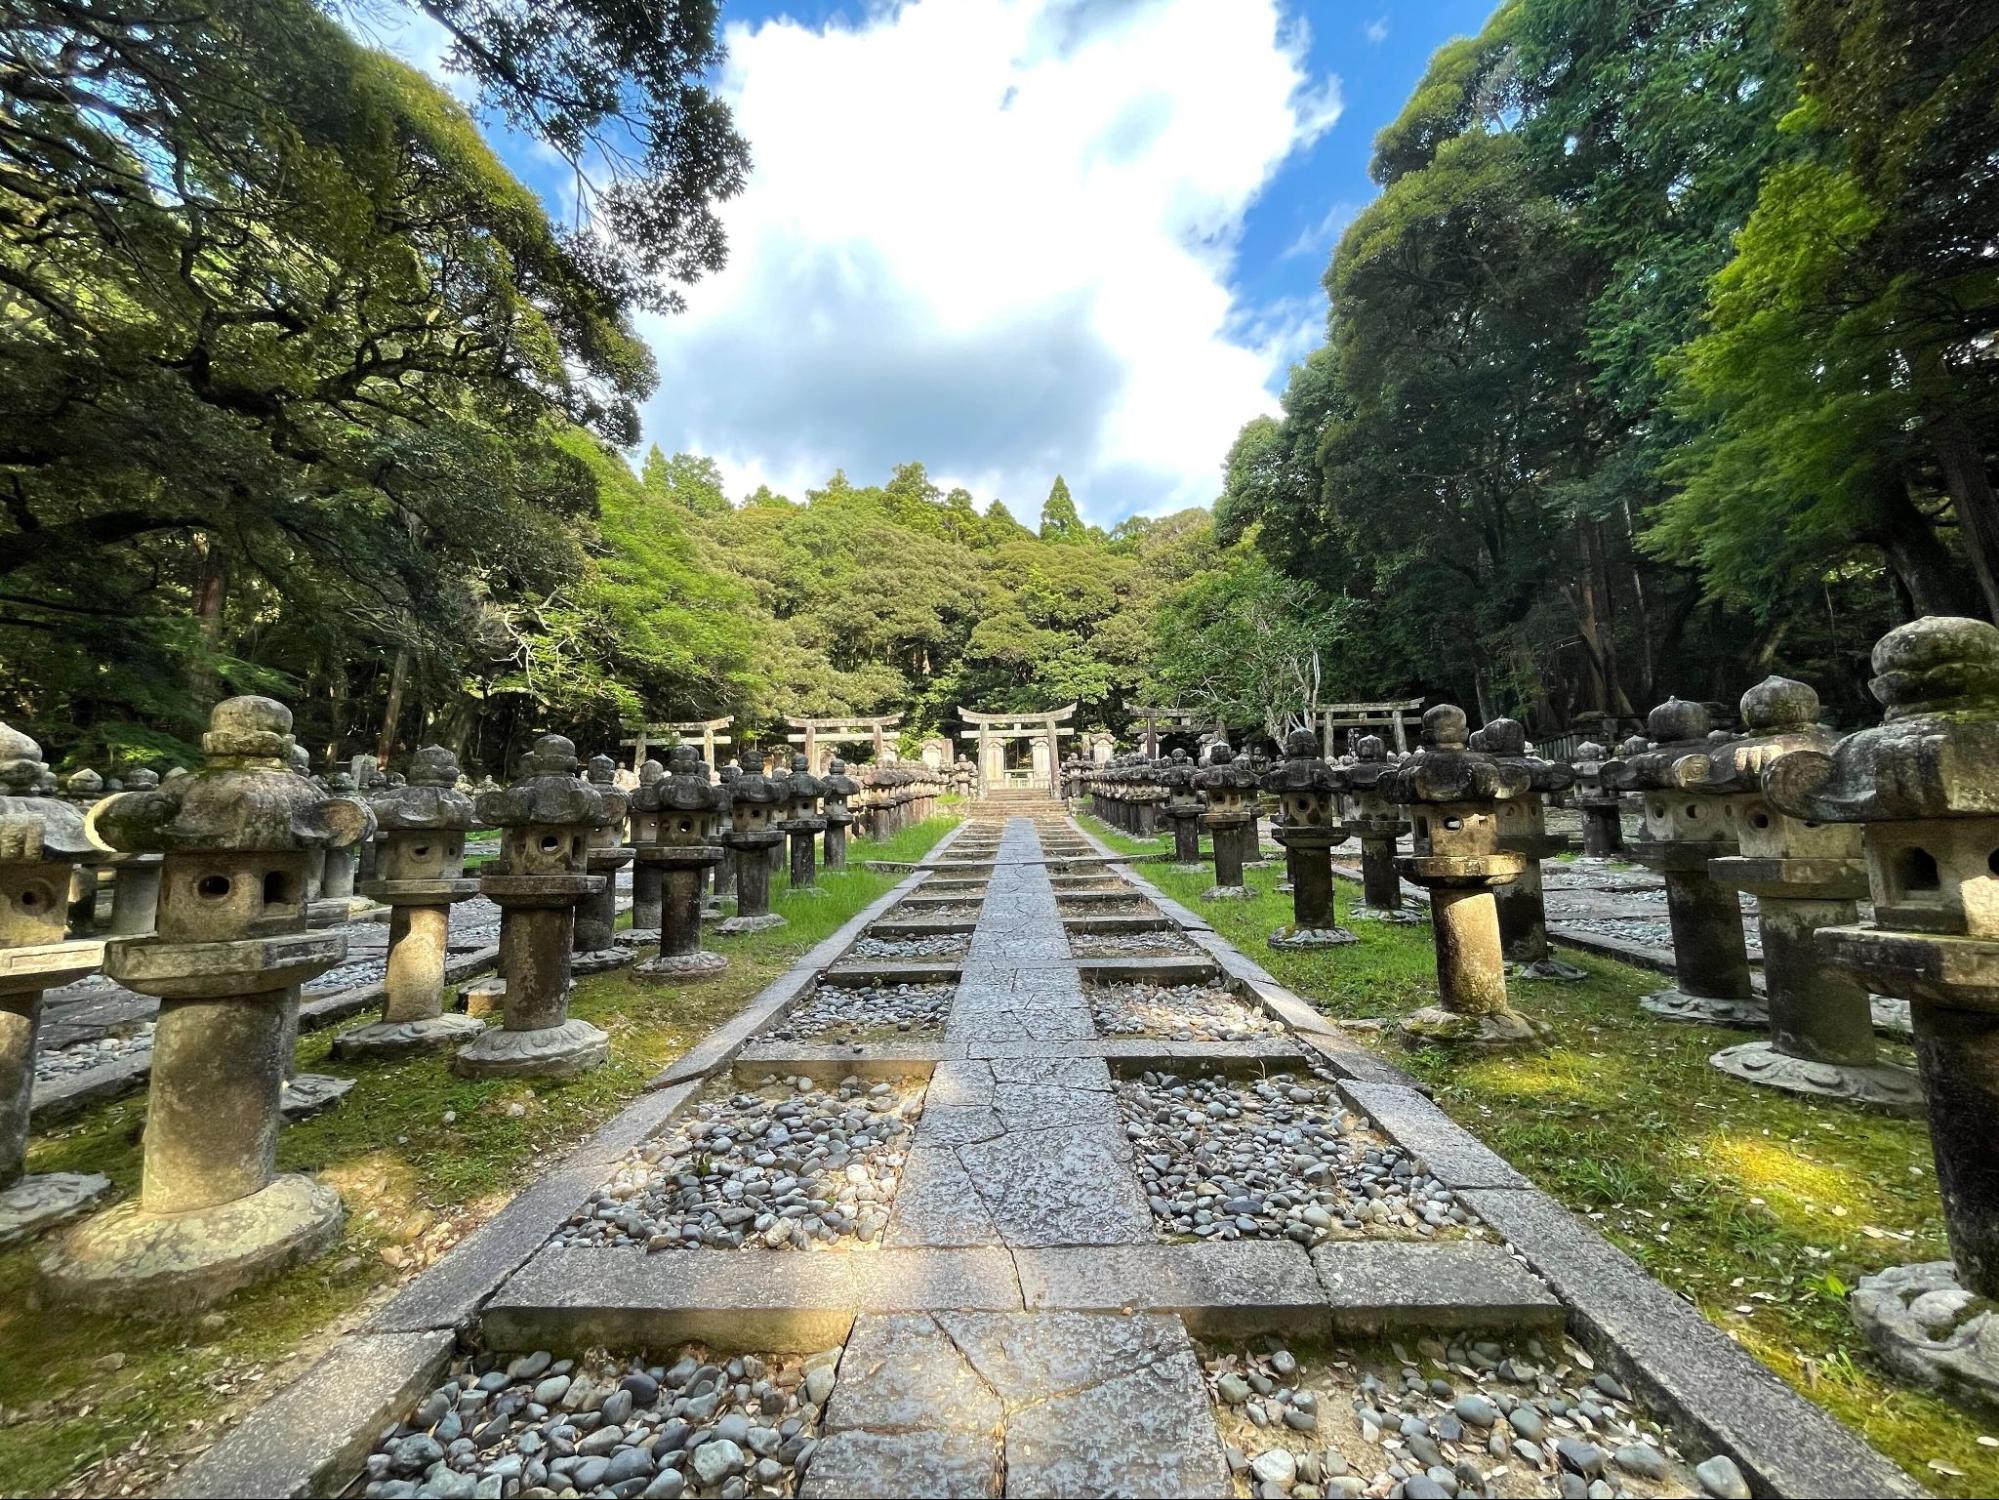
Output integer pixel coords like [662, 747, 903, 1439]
[1710, 1041, 1926, 1115]
[1509, 956, 1590, 983]
[41, 1173, 341, 1312]
[1269, 925, 1358, 950]
[634, 950, 730, 981]
[279, 1072, 353, 1122]
[1851, 1261, 1999, 1416]
[1202, 885, 1255, 902]
[452, 1017, 609, 1079]
[306, 897, 379, 928]
[570, 947, 632, 975]
[1273, 882, 1294, 895]
[0, 1172, 111, 1250]
[1350, 905, 1424, 925]
[716, 912, 787, 936]
[331, 1012, 487, 1062]
[1640, 987, 1768, 1029]
[1399, 1004, 1549, 1053]
[614, 928, 661, 948]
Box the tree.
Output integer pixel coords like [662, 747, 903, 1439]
[1040, 476, 1085, 542]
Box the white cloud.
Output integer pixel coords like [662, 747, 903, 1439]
[1282, 199, 1362, 262]
[1365, 15, 1390, 45]
[631, 0, 1344, 525]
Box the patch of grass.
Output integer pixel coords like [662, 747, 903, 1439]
[1078, 812, 1994, 1496]
[0, 815, 956, 1497]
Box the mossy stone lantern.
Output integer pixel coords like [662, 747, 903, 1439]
[633, 745, 728, 979]
[1194, 742, 1257, 901]
[1262, 729, 1355, 949]
[571, 753, 633, 974]
[718, 749, 786, 935]
[822, 758, 860, 871]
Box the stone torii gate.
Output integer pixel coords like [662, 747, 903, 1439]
[619, 717, 734, 772]
[956, 704, 1077, 794]
[1127, 706, 1214, 758]
[1314, 698, 1424, 757]
[782, 714, 901, 772]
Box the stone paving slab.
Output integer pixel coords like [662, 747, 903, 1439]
[1015, 1240, 1325, 1336]
[163, 1330, 454, 1499]
[1459, 1186, 1926, 1499]
[1310, 1239, 1563, 1334]
[1335, 1080, 1533, 1190]
[482, 1244, 1025, 1351]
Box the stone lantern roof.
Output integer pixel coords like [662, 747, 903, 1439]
[93, 697, 375, 855]
[475, 734, 609, 829]
[1194, 741, 1259, 795]
[369, 746, 478, 832]
[728, 748, 783, 808]
[1478, 718, 1573, 796]
[648, 744, 723, 814]
[1390, 706, 1529, 807]
[1345, 733, 1399, 795]
[1768, 616, 1999, 823]
[1600, 698, 1713, 794]
[1261, 728, 1339, 796]
[0, 722, 92, 858]
[1671, 677, 1841, 796]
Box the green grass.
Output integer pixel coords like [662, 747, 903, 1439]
[0, 815, 957, 1498]
[1078, 813, 1993, 1496]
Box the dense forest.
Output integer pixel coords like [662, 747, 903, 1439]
[2, 0, 1994, 773]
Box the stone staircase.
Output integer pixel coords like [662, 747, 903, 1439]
[968, 787, 1069, 819]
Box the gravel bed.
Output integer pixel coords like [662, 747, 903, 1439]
[560, 1077, 922, 1250]
[1088, 983, 1283, 1042]
[760, 981, 955, 1042]
[1119, 1070, 1475, 1244]
[1057, 898, 1160, 918]
[1047, 878, 1133, 893]
[893, 900, 982, 922]
[1206, 1333, 1715, 1500]
[363, 1346, 837, 1499]
[33, 1024, 154, 1079]
[848, 932, 970, 959]
[1069, 929, 1199, 958]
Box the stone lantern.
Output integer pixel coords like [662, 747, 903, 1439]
[571, 754, 633, 974]
[717, 749, 787, 935]
[1262, 729, 1356, 949]
[1764, 617, 1999, 1409]
[1345, 736, 1416, 922]
[453, 734, 611, 1079]
[765, 755, 793, 880]
[626, 758, 667, 940]
[0, 726, 110, 1247]
[1390, 705, 1546, 1051]
[44, 697, 371, 1308]
[1682, 677, 1919, 1111]
[632, 745, 728, 979]
[822, 757, 860, 871]
[1158, 749, 1205, 869]
[1481, 718, 1587, 981]
[712, 762, 739, 905]
[61, 768, 105, 934]
[1571, 741, 1625, 858]
[1602, 699, 1761, 1027]
[333, 746, 484, 1060]
[1195, 743, 1258, 900]
[99, 767, 163, 937]
[781, 753, 828, 893]
[312, 770, 371, 923]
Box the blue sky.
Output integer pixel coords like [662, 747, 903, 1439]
[382, 0, 1500, 525]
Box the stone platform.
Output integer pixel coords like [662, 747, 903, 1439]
[169, 818, 1923, 1500]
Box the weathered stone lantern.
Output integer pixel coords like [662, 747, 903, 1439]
[1764, 618, 1999, 1409]
[453, 734, 610, 1079]
[0, 726, 110, 1247]
[571, 754, 632, 974]
[1680, 677, 1920, 1112]
[1571, 741, 1625, 858]
[333, 746, 484, 1060]
[98, 767, 163, 937]
[1344, 735, 1416, 922]
[44, 697, 370, 1307]
[717, 749, 787, 935]
[1602, 698, 1761, 1026]
[1195, 742, 1258, 900]
[1390, 705, 1546, 1051]
[61, 768, 105, 934]
[626, 758, 667, 940]
[312, 770, 371, 922]
[1158, 749, 1205, 869]
[632, 745, 728, 979]
[1262, 729, 1356, 949]
[712, 762, 739, 904]
[1481, 718, 1587, 981]
[822, 757, 860, 871]
[781, 753, 828, 893]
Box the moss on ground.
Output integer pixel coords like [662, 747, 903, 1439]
[1080, 814, 1994, 1496]
[0, 816, 957, 1498]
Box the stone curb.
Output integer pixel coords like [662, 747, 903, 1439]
[163, 1329, 454, 1500]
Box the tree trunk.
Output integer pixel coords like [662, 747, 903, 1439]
[376, 646, 409, 765]
[189, 534, 227, 709]
[1854, 466, 1979, 619]
[1927, 416, 1999, 624]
